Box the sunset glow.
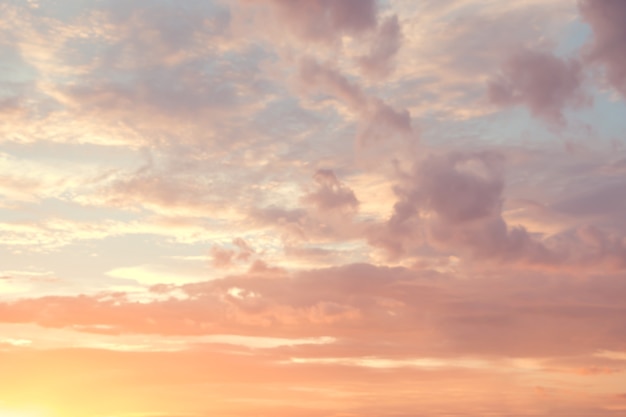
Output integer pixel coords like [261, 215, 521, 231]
[1, 0, 626, 416]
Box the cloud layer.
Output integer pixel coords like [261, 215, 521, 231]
[1, 1, 626, 416]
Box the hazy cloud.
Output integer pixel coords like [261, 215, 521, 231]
[488, 48, 589, 125]
[579, 0, 626, 97]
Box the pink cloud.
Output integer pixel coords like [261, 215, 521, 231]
[488, 48, 590, 125]
[2, 262, 626, 362]
[298, 58, 414, 144]
[574, 225, 626, 269]
[249, 0, 377, 43]
[369, 148, 626, 270]
[417, 151, 505, 224]
[0, 96, 23, 115]
[1, 2, 626, 416]
[370, 150, 558, 263]
[298, 58, 367, 110]
[302, 169, 358, 213]
[93, 0, 230, 68]
[210, 238, 256, 268]
[579, 0, 626, 97]
[358, 15, 403, 79]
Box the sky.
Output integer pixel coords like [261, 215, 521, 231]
[1, 0, 626, 416]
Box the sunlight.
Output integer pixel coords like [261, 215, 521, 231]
[0, 408, 48, 417]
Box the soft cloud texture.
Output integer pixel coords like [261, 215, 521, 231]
[358, 15, 403, 78]
[488, 48, 589, 125]
[1, 1, 626, 416]
[579, 0, 626, 97]
[298, 58, 414, 144]
[247, 0, 378, 43]
[303, 169, 359, 213]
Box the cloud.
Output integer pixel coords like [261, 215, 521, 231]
[371, 0, 576, 119]
[370, 150, 559, 264]
[358, 15, 403, 79]
[84, 0, 231, 70]
[0, 96, 23, 116]
[297, 58, 414, 144]
[61, 73, 240, 120]
[413, 152, 554, 262]
[573, 225, 626, 269]
[93, 167, 221, 216]
[550, 180, 626, 218]
[248, 0, 378, 43]
[302, 169, 359, 213]
[249, 179, 364, 255]
[210, 238, 256, 268]
[1, 2, 626, 415]
[2, 263, 626, 361]
[417, 151, 505, 224]
[579, 0, 626, 97]
[298, 58, 367, 110]
[488, 48, 590, 125]
[368, 147, 626, 271]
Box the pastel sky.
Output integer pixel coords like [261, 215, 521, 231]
[1, 0, 626, 416]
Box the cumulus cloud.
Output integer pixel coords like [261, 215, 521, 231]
[488, 48, 590, 125]
[371, 150, 557, 263]
[418, 152, 505, 224]
[579, 0, 626, 97]
[412, 152, 553, 262]
[417, 153, 557, 263]
[370, 146, 626, 271]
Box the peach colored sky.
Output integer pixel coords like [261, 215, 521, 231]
[1, 0, 626, 416]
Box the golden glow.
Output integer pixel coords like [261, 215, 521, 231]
[0, 409, 49, 417]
